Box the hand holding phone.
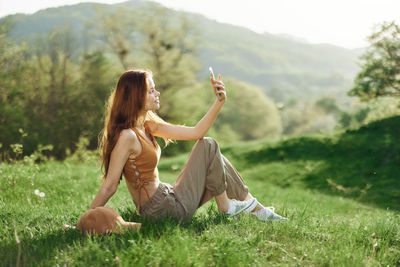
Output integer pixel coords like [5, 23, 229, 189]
[209, 66, 224, 101]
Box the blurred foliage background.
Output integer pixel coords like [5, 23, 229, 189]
[0, 0, 399, 160]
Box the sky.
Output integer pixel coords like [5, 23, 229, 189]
[0, 0, 399, 49]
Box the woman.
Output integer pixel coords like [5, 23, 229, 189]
[80, 69, 286, 235]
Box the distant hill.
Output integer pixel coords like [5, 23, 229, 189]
[274, 33, 309, 44]
[189, 13, 362, 103]
[2, 0, 363, 103]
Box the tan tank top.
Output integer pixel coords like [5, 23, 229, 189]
[123, 127, 161, 214]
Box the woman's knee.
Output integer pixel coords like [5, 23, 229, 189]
[192, 137, 222, 167]
[198, 137, 218, 147]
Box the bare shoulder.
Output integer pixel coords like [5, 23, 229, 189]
[118, 129, 141, 156]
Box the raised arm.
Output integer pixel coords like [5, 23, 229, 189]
[89, 130, 139, 209]
[150, 75, 226, 141]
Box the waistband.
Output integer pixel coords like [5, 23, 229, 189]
[140, 182, 172, 212]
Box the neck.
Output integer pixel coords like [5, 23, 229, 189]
[136, 111, 147, 129]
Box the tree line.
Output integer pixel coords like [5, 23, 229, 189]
[0, 4, 282, 160]
[1, 0, 399, 161]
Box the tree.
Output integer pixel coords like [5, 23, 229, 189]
[78, 51, 114, 149]
[22, 26, 82, 157]
[139, 3, 201, 121]
[94, 4, 201, 122]
[0, 18, 29, 158]
[94, 7, 136, 70]
[349, 21, 400, 100]
[214, 78, 282, 141]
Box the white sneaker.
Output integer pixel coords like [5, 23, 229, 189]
[226, 198, 258, 216]
[252, 206, 288, 222]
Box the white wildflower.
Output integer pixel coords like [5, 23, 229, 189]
[34, 189, 45, 198]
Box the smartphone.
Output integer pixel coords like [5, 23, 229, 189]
[209, 66, 221, 100]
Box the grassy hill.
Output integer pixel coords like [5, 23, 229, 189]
[221, 115, 400, 211]
[1, 117, 399, 266]
[2, 0, 361, 103]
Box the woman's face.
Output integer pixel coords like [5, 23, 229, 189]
[144, 77, 160, 111]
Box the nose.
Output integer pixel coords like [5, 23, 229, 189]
[156, 90, 160, 96]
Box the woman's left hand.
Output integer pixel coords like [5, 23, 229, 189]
[210, 74, 226, 102]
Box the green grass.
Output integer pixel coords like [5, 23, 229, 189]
[1, 117, 400, 266]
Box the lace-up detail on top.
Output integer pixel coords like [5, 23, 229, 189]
[123, 127, 161, 214]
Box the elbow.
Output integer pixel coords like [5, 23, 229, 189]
[109, 185, 118, 196]
[103, 185, 117, 198]
[192, 126, 206, 140]
[193, 132, 205, 141]
[196, 133, 205, 140]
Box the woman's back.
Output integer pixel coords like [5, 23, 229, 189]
[123, 127, 161, 212]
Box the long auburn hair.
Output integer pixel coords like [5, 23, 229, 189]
[99, 69, 171, 179]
